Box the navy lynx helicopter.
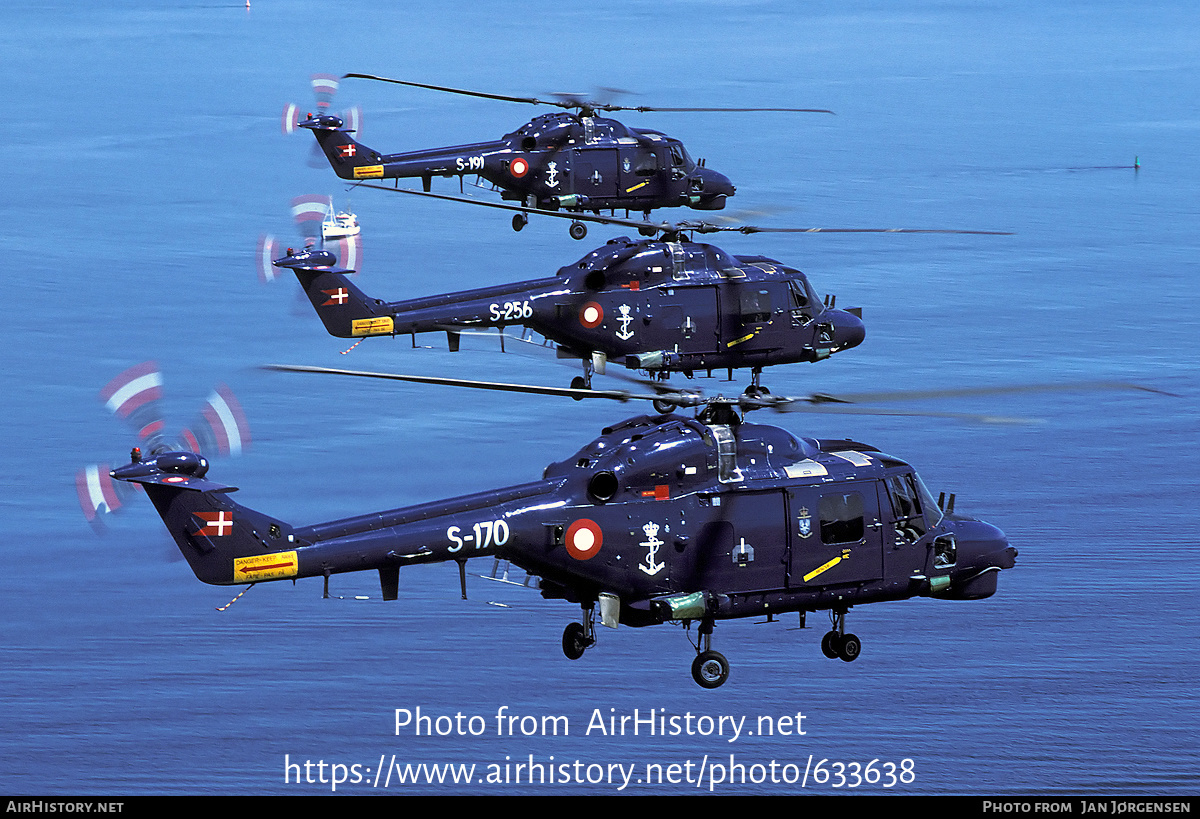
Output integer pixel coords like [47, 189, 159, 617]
[297, 74, 835, 239]
[273, 229, 867, 399]
[273, 198, 1007, 397]
[106, 378, 1020, 689]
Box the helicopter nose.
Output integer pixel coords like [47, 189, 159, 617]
[704, 168, 736, 198]
[959, 521, 1017, 569]
[830, 308, 865, 351]
[936, 521, 1016, 599]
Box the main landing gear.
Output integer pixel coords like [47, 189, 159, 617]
[569, 357, 597, 394]
[820, 609, 861, 663]
[742, 366, 771, 400]
[562, 605, 597, 661]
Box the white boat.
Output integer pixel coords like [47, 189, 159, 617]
[321, 204, 360, 240]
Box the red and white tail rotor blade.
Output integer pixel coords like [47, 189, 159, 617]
[183, 384, 251, 458]
[340, 104, 362, 134]
[99, 360, 166, 446]
[310, 73, 339, 111]
[281, 102, 300, 135]
[334, 233, 363, 275]
[256, 234, 281, 283]
[76, 463, 131, 524]
[291, 194, 332, 243]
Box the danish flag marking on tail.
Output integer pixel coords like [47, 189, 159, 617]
[194, 510, 234, 537]
[322, 288, 349, 306]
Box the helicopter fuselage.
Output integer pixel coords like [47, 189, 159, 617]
[301, 112, 735, 215]
[278, 236, 865, 381]
[112, 415, 1015, 629]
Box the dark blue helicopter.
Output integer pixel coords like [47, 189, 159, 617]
[108, 389, 1017, 689]
[296, 74, 834, 239]
[274, 233, 866, 398]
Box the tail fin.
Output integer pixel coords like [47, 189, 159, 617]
[298, 113, 386, 180]
[273, 248, 394, 339]
[111, 452, 300, 586]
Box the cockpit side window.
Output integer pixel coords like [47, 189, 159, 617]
[819, 492, 864, 545]
[739, 288, 771, 323]
[886, 473, 928, 543]
[788, 280, 809, 309]
[670, 144, 685, 166]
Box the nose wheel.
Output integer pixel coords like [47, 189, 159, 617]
[569, 221, 588, 240]
[689, 618, 731, 688]
[692, 651, 730, 689]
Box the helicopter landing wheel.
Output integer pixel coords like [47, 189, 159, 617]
[820, 630, 841, 659]
[638, 225, 657, 237]
[562, 622, 592, 660]
[570, 375, 591, 397]
[691, 650, 730, 689]
[512, 213, 528, 232]
[838, 633, 861, 662]
[652, 398, 676, 414]
[569, 221, 588, 240]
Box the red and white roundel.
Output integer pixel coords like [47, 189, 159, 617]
[510, 157, 529, 178]
[579, 301, 604, 329]
[565, 519, 603, 560]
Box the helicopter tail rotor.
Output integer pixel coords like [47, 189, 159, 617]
[298, 111, 384, 180]
[110, 451, 298, 587]
[257, 196, 364, 285]
[77, 363, 251, 531]
[283, 74, 365, 167]
[276, 252, 383, 338]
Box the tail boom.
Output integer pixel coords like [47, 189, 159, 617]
[112, 451, 566, 593]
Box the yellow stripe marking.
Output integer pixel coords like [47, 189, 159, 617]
[353, 165, 385, 179]
[803, 550, 852, 583]
[234, 550, 298, 582]
[352, 316, 395, 337]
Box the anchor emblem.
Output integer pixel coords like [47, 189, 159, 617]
[616, 304, 635, 340]
[639, 521, 665, 576]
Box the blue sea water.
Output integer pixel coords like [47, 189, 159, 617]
[1, 0, 1197, 796]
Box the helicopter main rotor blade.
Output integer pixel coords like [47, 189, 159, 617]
[342, 74, 574, 110]
[264, 365, 1172, 426]
[353, 183, 1013, 237]
[678, 221, 1015, 236]
[596, 104, 835, 115]
[343, 73, 833, 115]
[780, 380, 1181, 406]
[353, 183, 671, 233]
[262, 364, 694, 405]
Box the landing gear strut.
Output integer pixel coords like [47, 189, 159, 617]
[820, 609, 861, 662]
[689, 618, 730, 688]
[743, 367, 771, 400]
[562, 604, 597, 660]
[570, 358, 595, 396]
